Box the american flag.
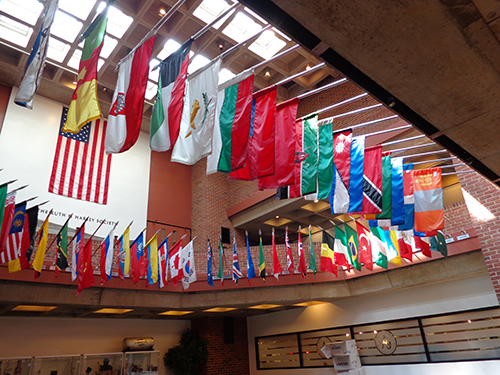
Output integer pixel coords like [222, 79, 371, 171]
[49, 107, 112, 204]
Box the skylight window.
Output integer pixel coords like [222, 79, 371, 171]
[244, 7, 268, 25]
[156, 39, 194, 61]
[188, 54, 210, 74]
[149, 58, 160, 82]
[145, 80, 157, 101]
[0, 15, 33, 48]
[67, 49, 82, 70]
[97, 2, 133, 39]
[222, 12, 262, 43]
[58, 0, 97, 21]
[0, 0, 43, 26]
[218, 68, 235, 84]
[46, 37, 70, 63]
[51, 10, 83, 43]
[100, 35, 118, 59]
[248, 30, 287, 59]
[192, 0, 231, 29]
[98, 58, 105, 71]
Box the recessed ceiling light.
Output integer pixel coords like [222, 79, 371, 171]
[264, 70, 271, 78]
[159, 310, 194, 316]
[293, 301, 326, 307]
[94, 308, 133, 314]
[159, 8, 166, 16]
[203, 307, 237, 312]
[248, 304, 282, 309]
[12, 305, 57, 312]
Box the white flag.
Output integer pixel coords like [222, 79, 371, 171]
[14, 0, 59, 109]
[181, 239, 197, 290]
[171, 58, 221, 165]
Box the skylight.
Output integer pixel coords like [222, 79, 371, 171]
[218, 68, 235, 84]
[97, 2, 133, 39]
[46, 37, 70, 63]
[188, 54, 210, 74]
[222, 11, 262, 43]
[0, 0, 43, 26]
[100, 35, 118, 59]
[156, 39, 181, 61]
[58, 0, 97, 21]
[244, 7, 268, 25]
[0, 15, 33, 48]
[144, 80, 157, 101]
[149, 58, 160, 82]
[51, 10, 83, 43]
[67, 49, 82, 70]
[248, 30, 287, 59]
[192, 0, 231, 29]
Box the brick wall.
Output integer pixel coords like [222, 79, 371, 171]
[191, 317, 250, 375]
[444, 200, 474, 233]
[454, 161, 500, 305]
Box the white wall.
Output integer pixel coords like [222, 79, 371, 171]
[0, 316, 190, 375]
[0, 88, 150, 237]
[247, 274, 500, 375]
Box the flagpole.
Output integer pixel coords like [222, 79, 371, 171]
[401, 150, 450, 159]
[389, 143, 437, 154]
[296, 78, 347, 100]
[274, 62, 326, 87]
[23, 196, 38, 203]
[8, 184, 28, 194]
[381, 134, 426, 147]
[45, 213, 74, 252]
[443, 170, 475, 176]
[33, 208, 53, 243]
[410, 156, 458, 165]
[0, 179, 17, 186]
[218, 24, 272, 60]
[299, 93, 368, 121]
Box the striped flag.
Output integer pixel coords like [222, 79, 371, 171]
[232, 233, 242, 284]
[14, 0, 59, 109]
[334, 226, 350, 268]
[245, 231, 256, 283]
[330, 130, 352, 213]
[320, 230, 337, 276]
[72, 224, 85, 281]
[49, 107, 112, 205]
[157, 237, 169, 288]
[0, 192, 16, 256]
[308, 225, 317, 275]
[146, 233, 158, 286]
[54, 217, 70, 276]
[297, 228, 307, 277]
[317, 122, 333, 200]
[5, 201, 26, 272]
[285, 227, 294, 275]
[100, 228, 114, 285]
[414, 168, 444, 233]
[362, 146, 383, 214]
[33, 213, 50, 278]
[258, 230, 266, 281]
[118, 226, 130, 280]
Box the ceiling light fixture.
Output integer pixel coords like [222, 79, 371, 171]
[203, 307, 237, 312]
[12, 305, 57, 312]
[264, 70, 271, 77]
[159, 310, 194, 316]
[248, 304, 282, 309]
[94, 308, 133, 314]
[159, 8, 166, 16]
[306, 64, 311, 70]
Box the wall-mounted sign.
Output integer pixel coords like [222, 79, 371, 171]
[375, 330, 397, 355]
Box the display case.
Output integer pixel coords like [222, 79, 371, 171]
[32, 355, 80, 375]
[0, 357, 33, 375]
[80, 353, 122, 375]
[123, 352, 159, 375]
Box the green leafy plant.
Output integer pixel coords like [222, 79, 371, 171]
[164, 329, 209, 375]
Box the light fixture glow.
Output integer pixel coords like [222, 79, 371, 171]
[293, 301, 326, 307]
[264, 70, 271, 78]
[248, 304, 282, 309]
[94, 308, 133, 314]
[159, 8, 166, 16]
[203, 307, 237, 312]
[12, 305, 57, 312]
[159, 310, 194, 316]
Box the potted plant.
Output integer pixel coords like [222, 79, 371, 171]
[164, 329, 208, 375]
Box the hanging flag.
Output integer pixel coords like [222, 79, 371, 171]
[413, 167, 444, 233]
[169, 239, 184, 287]
[390, 157, 405, 225]
[0, 192, 16, 254]
[334, 226, 350, 268]
[317, 122, 333, 200]
[297, 227, 307, 277]
[181, 239, 197, 290]
[2, 200, 25, 267]
[289, 115, 318, 197]
[258, 230, 266, 281]
[206, 69, 254, 174]
[171, 58, 221, 164]
[272, 228, 282, 280]
[258, 98, 299, 189]
[72, 223, 85, 281]
[320, 230, 337, 276]
[33, 212, 51, 278]
[150, 39, 193, 152]
[49, 107, 112, 205]
[362, 145, 383, 214]
[368, 152, 392, 225]
[232, 233, 242, 284]
[218, 237, 225, 285]
[385, 230, 401, 265]
[431, 230, 448, 257]
[0, 184, 7, 236]
[106, 36, 156, 153]
[76, 239, 95, 295]
[216, 70, 255, 173]
[348, 136, 365, 213]
[245, 231, 256, 283]
[330, 130, 352, 213]
[54, 217, 70, 276]
[207, 236, 214, 287]
[145, 233, 158, 286]
[130, 232, 144, 284]
[63, 5, 110, 133]
[285, 227, 294, 275]
[308, 225, 317, 275]
[157, 237, 169, 288]
[369, 227, 388, 269]
[99, 227, 114, 285]
[356, 221, 373, 270]
[19, 206, 39, 270]
[397, 163, 415, 231]
[414, 234, 432, 257]
[345, 224, 361, 271]
[397, 230, 414, 262]
[230, 85, 277, 180]
[14, 0, 59, 109]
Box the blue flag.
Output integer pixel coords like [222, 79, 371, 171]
[207, 237, 214, 287]
[390, 157, 405, 225]
[398, 163, 415, 230]
[348, 135, 365, 213]
[246, 232, 256, 283]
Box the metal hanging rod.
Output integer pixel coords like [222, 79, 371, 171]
[442, 170, 475, 176]
[408, 156, 458, 165]
[192, 3, 240, 40]
[381, 134, 426, 147]
[252, 44, 301, 70]
[275, 62, 326, 87]
[400, 150, 450, 159]
[364, 124, 412, 137]
[296, 78, 347, 100]
[389, 142, 437, 154]
[301, 93, 368, 120]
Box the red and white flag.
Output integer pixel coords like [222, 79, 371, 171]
[157, 237, 168, 289]
[297, 228, 307, 277]
[272, 228, 282, 280]
[0, 192, 16, 259]
[49, 107, 112, 205]
[331, 130, 352, 213]
[356, 221, 373, 270]
[169, 240, 184, 287]
[285, 227, 294, 275]
[106, 36, 156, 154]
